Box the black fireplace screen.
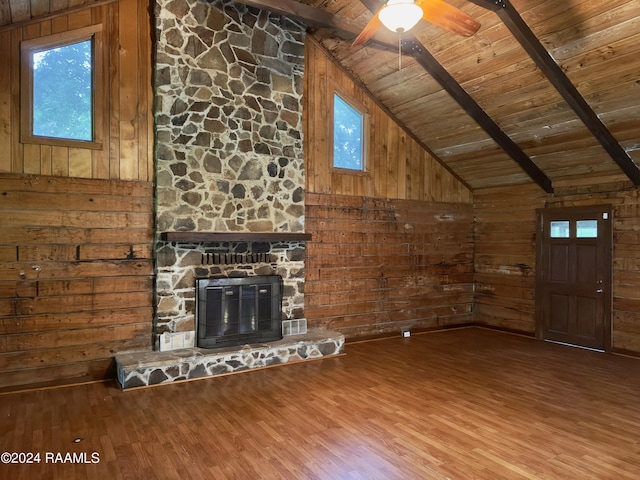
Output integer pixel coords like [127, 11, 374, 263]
[196, 275, 283, 348]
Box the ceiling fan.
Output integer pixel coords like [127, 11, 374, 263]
[352, 0, 481, 47]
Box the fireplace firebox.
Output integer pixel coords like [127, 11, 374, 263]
[196, 276, 283, 348]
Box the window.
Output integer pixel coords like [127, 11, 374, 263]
[550, 221, 570, 238]
[21, 25, 103, 149]
[550, 219, 599, 238]
[576, 220, 598, 238]
[333, 92, 365, 171]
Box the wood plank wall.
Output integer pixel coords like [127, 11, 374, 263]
[0, 0, 154, 389]
[0, 0, 153, 181]
[304, 39, 474, 339]
[474, 182, 640, 355]
[304, 38, 472, 204]
[0, 174, 154, 389]
[305, 194, 474, 338]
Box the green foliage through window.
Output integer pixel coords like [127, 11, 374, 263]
[32, 40, 93, 142]
[333, 93, 364, 170]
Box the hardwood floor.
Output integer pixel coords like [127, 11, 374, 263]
[1, 327, 640, 479]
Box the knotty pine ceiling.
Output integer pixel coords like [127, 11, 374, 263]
[4, 0, 639, 192]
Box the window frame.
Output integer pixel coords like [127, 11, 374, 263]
[20, 24, 104, 150]
[330, 88, 369, 174]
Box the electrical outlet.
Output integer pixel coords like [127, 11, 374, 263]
[402, 329, 411, 338]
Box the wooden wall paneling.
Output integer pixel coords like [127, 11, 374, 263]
[0, 359, 117, 390]
[0, 30, 10, 173]
[50, 11, 68, 33]
[0, 173, 154, 389]
[396, 128, 407, 197]
[305, 193, 474, 338]
[0, 1, 153, 389]
[0, 321, 150, 355]
[67, 8, 92, 29]
[305, 39, 471, 204]
[309, 41, 329, 194]
[303, 38, 314, 192]
[473, 181, 640, 355]
[2, 2, 151, 182]
[37, 16, 52, 36]
[51, 145, 68, 175]
[138, 0, 152, 182]
[0, 307, 153, 335]
[108, 0, 121, 179]
[21, 21, 40, 40]
[610, 196, 640, 353]
[90, 3, 110, 178]
[10, 28, 22, 173]
[427, 155, 439, 202]
[22, 143, 40, 173]
[68, 147, 92, 177]
[39, 144, 51, 175]
[473, 184, 543, 334]
[117, 0, 137, 180]
[372, 108, 384, 198]
[412, 146, 421, 200]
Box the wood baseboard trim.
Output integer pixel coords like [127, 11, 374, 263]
[0, 377, 114, 396]
[345, 323, 477, 344]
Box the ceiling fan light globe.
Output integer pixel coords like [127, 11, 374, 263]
[379, 1, 423, 33]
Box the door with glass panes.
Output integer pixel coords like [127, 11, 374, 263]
[535, 205, 612, 351]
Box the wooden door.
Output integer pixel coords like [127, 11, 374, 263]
[535, 205, 612, 351]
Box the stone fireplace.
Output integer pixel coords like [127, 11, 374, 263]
[154, 0, 308, 350]
[114, 0, 346, 389]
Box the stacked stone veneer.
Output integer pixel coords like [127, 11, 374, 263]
[154, 0, 307, 346]
[116, 331, 345, 389]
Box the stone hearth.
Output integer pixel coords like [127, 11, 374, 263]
[116, 330, 344, 389]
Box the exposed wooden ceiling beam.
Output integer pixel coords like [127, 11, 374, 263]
[231, 0, 470, 188]
[470, 0, 640, 185]
[233, 0, 554, 192]
[402, 37, 553, 193]
[358, 0, 553, 193]
[232, 0, 359, 32]
[467, 0, 505, 12]
[307, 37, 473, 191]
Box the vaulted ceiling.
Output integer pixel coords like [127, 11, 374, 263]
[234, 0, 640, 193]
[3, 0, 639, 193]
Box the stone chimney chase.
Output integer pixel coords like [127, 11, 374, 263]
[153, 0, 307, 349]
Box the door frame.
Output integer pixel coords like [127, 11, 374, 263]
[535, 204, 613, 351]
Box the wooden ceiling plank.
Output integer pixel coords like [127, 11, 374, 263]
[467, 0, 505, 13]
[0, 0, 11, 27]
[354, 0, 552, 193]
[404, 40, 552, 193]
[9, 0, 31, 23]
[31, 0, 52, 19]
[494, 2, 640, 185]
[232, 0, 356, 31]
[232, 0, 398, 47]
[308, 37, 472, 191]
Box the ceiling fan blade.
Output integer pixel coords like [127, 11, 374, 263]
[421, 0, 480, 37]
[352, 11, 383, 47]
